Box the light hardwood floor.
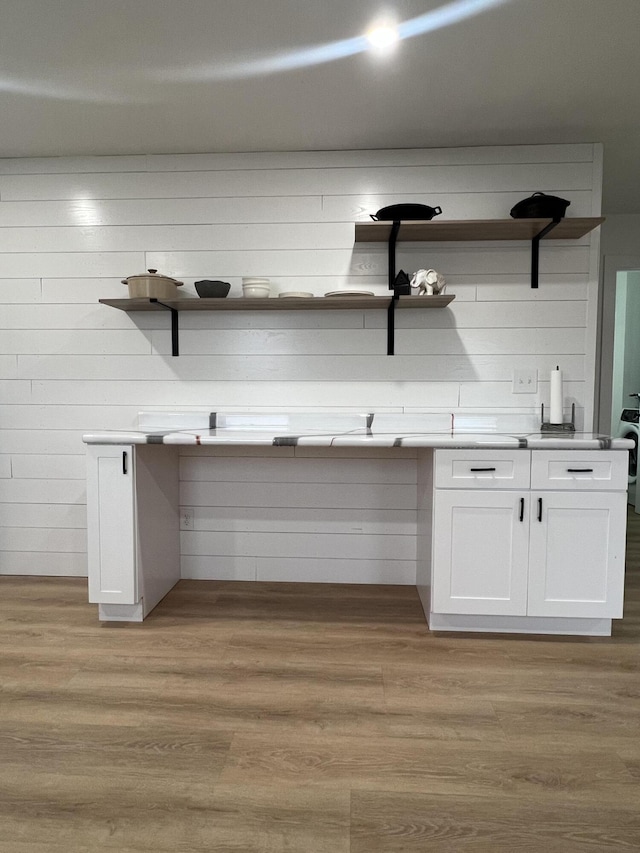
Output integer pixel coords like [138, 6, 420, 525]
[1, 513, 640, 852]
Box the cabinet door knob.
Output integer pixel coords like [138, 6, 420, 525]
[122, 451, 128, 475]
[469, 467, 496, 472]
[567, 468, 593, 473]
[537, 497, 543, 522]
[519, 497, 525, 522]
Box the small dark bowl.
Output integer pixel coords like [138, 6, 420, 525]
[194, 280, 231, 298]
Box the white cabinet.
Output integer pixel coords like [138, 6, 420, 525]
[431, 449, 628, 625]
[528, 490, 627, 618]
[432, 489, 530, 616]
[86, 443, 181, 621]
[86, 445, 137, 605]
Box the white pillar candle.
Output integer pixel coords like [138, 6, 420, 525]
[550, 365, 563, 424]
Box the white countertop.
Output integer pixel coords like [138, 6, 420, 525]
[82, 411, 633, 450]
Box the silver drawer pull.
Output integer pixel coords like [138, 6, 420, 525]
[567, 468, 593, 473]
[470, 467, 496, 472]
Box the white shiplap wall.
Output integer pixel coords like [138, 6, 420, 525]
[0, 144, 603, 582]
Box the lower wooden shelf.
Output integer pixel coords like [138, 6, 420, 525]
[99, 294, 455, 311]
[99, 293, 455, 356]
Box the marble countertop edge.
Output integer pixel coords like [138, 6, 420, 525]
[82, 429, 633, 450]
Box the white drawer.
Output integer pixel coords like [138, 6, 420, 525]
[531, 450, 628, 491]
[435, 449, 530, 489]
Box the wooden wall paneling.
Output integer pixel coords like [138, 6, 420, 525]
[0, 252, 145, 279]
[181, 554, 257, 581]
[181, 481, 417, 511]
[0, 155, 147, 174]
[0, 223, 354, 254]
[0, 143, 602, 577]
[151, 329, 386, 357]
[0, 381, 31, 403]
[0, 527, 86, 553]
[15, 353, 586, 383]
[0, 196, 323, 228]
[397, 328, 586, 356]
[10, 454, 86, 480]
[0, 430, 89, 455]
[143, 245, 589, 279]
[0, 503, 86, 528]
[254, 557, 417, 584]
[0, 162, 595, 201]
[185, 506, 417, 536]
[0, 329, 152, 355]
[0, 278, 41, 302]
[0, 405, 144, 430]
[0, 455, 10, 478]
[29, 380, 463, 408]
[0, 478, 85, 505]
[145, 143, 595, 171]
[370, 301, 588, 329]
[460, 380, 585, 410]
[182, 530, 415, 562]
[0, 355, 18, 378]
[0, 551, 87, 575]
[180, 456, 417, 485]
[158, 311, 367, 330]
[475, 279, 588, 300]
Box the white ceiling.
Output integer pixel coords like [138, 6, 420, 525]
[1, 0, 639, 213]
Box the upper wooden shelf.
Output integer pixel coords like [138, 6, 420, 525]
[354, 217, 605, 243]
[100, 294, 455, 312]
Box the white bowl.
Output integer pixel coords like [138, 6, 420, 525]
[278, 291, 313, 298]
[242, 283, 271, 298]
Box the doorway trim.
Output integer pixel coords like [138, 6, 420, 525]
[596, 254, 640, 434]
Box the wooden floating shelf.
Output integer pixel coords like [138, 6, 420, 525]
[100, 294, 455, 312]
[355, 217, 605, 243]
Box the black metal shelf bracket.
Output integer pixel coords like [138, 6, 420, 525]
[531, 218, 561, 289]
[150, 298, 179, 356]
[387, 295, 398, 356]
[386, 220, 402, 355]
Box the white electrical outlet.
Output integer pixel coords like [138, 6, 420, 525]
[512, 369, 538, 394]
[181, 507, 194, 530]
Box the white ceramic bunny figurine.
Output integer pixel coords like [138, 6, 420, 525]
[410, 269, 446, 295]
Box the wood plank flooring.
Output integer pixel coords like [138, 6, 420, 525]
[1, 510, 640, 851]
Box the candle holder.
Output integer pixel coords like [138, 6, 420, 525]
[540, 402, 576, 432]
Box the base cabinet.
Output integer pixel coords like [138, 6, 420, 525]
[432, 490, 529, 616]
[86, 444, 180, 620]
[431, 449, 628, 626]
[528, 490, 627, 618]
[86, 445, 137, 605]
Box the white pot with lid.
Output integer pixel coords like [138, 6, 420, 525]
[122, 269, 184, 299]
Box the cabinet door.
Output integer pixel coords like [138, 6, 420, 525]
[86, 446, 138, 604]
[528, 491, 627, 618]
[432, 490, 529, 615]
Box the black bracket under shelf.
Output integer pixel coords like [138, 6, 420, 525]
[387, 221, 404, 356]
[150, 298, 179, 356]
[531, 217, 561, 288]
[382, 216, 565, 351]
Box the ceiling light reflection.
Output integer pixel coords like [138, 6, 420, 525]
[163, 0, 515, 82]
[366, 24, 400, 52]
